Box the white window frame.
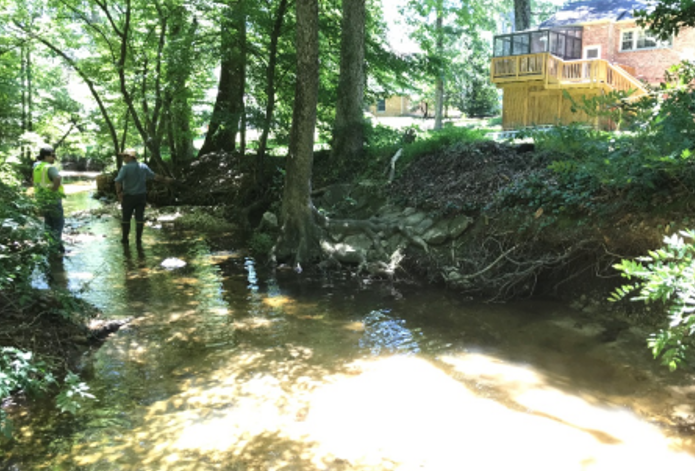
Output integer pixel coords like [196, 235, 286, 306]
[620, 28, 672, 52]
[584, 45, 601, 59]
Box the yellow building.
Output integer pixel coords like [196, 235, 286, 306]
[368, 96, 412, 117]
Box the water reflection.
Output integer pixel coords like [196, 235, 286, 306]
[358, 309, 422, 355]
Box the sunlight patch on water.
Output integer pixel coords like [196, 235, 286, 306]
[263, 295, 292, 308]
[55, 352, 695, 470]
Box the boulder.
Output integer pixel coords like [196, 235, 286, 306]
[423, 220, 451, 245]
[449, 214, 473, 239]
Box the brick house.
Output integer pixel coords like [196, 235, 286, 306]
[490, 0, 695, 129]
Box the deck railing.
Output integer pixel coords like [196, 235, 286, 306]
[492, 52, 647, 97]
[491, 53, 546, 80]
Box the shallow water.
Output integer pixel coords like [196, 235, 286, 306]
[3, 176, 695, 470]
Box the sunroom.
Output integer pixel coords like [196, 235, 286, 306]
[492, 27, 583, 61]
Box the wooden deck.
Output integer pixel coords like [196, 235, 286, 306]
[491, 53, 647, 96]
[491, 53, 648, 129]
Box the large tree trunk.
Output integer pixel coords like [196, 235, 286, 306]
[514, 0, 532, 31]
[330, 0, 366, 164]
[257, 0, 289, 175]
[275, 0, 320, 268]
[197, 1, 246, 157]
[433, 9, 444, 130]
[165, 7, 197, 172]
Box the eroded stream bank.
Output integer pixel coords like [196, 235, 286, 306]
[2, 177, 695, 470]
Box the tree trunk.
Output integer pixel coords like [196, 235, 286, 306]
[238, 13, 247, 156]
[330, 0, 366, 164]
[118, 108, 130, 169]
[276, 0, 320, 267]
[197, 1, 246, 157]
[20, 44, 27, 163]
[165, 7, 197, 172]
[514, 0, 532, 31]
[110, 0, 169, 175]
[257, 0, 289, 173]
[433, 10, 444, 130]
[27, 45, 33, 148]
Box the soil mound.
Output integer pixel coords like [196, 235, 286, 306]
[391, 141, 541, 212]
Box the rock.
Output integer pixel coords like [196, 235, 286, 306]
[402, 210, 427, 227]
[321, 234, 373, 264]
[259, 211, 278, 231]
[89, 318, 130, 341]
[344, 234, 373, 252]
[316, 184, 352, 209]
[423, 220, 450, 245]
[387, 234, 407, 250]
[376, 205, 402, 220]
[161, 257, 187, 270]
[413, 217, 435, 235]
[449, 214, 473, 239]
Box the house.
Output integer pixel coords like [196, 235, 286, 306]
[368, 96, 412, 117]
[490, 0, 695, 130]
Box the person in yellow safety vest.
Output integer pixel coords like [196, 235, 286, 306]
[33, 147, 66, 253]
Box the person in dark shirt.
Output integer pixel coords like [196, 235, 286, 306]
[114, 149, 174, 246]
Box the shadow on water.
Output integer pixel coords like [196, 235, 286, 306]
[4, 175, 695, 470]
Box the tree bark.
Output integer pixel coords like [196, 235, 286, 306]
[257, 0, 289, 172]
[20, 44, 27, 163]
[197, 1, 246, 157]
[433, 9, 444, 130]
[514, 0, 532, 31]
[276, 0, 320, 267]
[164, 8, 197, 172]
[330, 0, 366, 164]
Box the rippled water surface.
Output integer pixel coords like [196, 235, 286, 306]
[3, 176, 695, 470]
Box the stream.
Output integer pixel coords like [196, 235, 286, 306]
[2, 175, 695, 470]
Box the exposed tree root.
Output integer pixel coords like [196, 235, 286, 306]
[441, 237, 600, 301]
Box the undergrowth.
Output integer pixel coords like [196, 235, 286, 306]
[0, 166, 95, 439]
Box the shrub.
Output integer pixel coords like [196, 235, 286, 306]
[0, 348, 95, 438]
[402, 125, 488, 162]
[0, 173, 49, 292]
[0, 167, 95, 439]
[610, 230, 695, 371]
[248, 231, 275, 258]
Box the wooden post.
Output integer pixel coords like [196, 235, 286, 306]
[523, 88, 529, 127]
[557, 59, 562, 83]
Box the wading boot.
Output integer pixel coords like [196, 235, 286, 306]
[135, 221, 144, 246]
[121, 222, 131, 245]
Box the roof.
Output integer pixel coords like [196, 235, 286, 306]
[539, 0, 651, 28]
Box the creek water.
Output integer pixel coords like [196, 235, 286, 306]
[2, 176, 695, 470]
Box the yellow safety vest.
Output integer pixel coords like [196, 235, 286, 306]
[33, 162, 65, 204]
